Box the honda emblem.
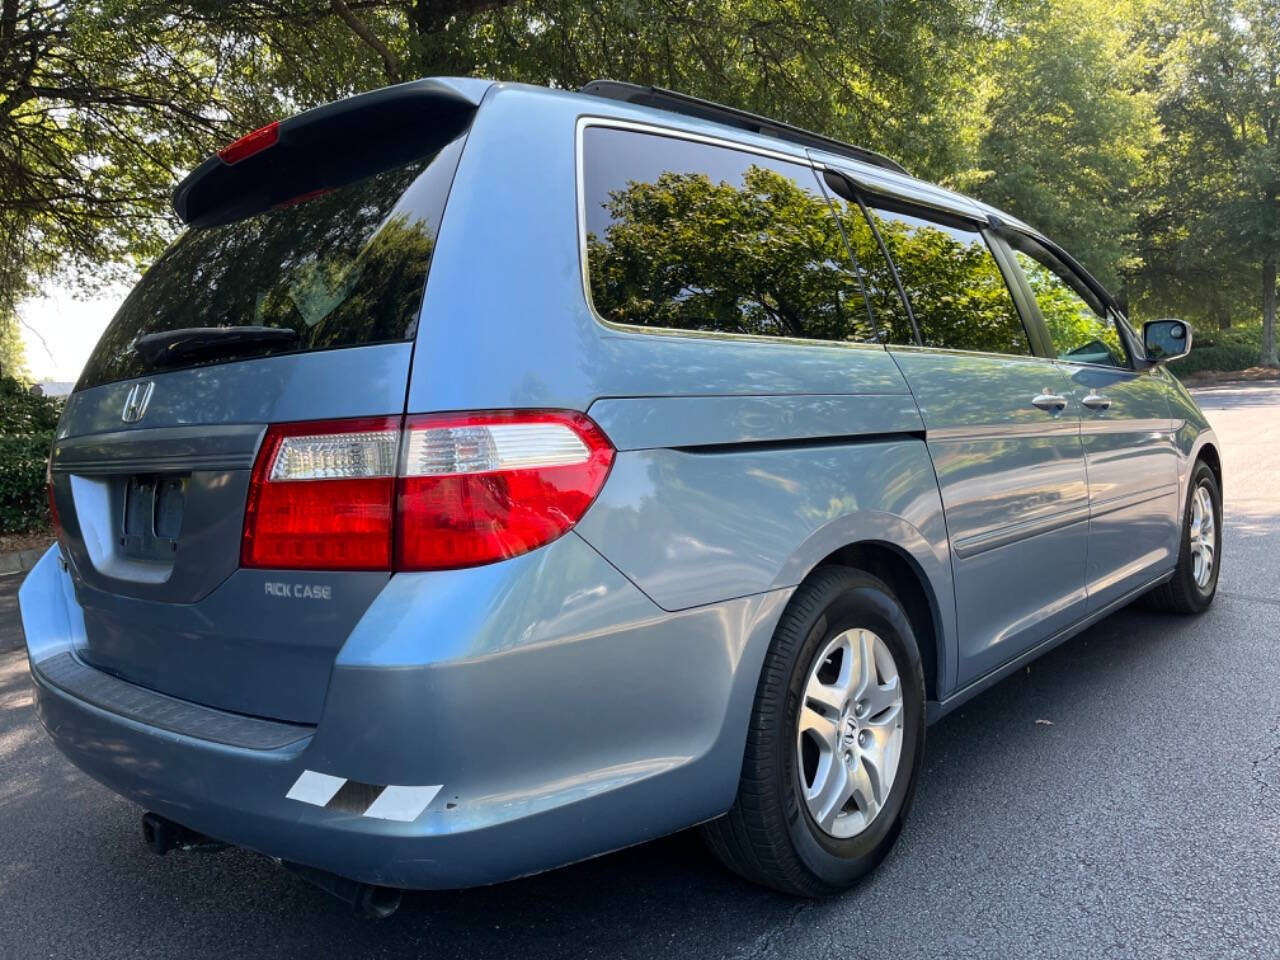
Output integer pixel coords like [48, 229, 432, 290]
[121, 381, 154, 423]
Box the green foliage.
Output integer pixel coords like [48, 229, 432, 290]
[964, 0, 1158, 291]
[1135, 0, 1280, 365]
[0, 376, 60, 534]
[0, 312, 27, 380]
[4, 0, 1279, 372]
[588, 163, 1035, 355]
[865, 212, 1030, 354]
[588, 165, 873, 342]
[1168, 323, 1263, 375]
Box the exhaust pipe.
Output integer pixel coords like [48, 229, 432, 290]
[140, 813, 402, 918]
[141, 812, 229, 855]
[281, 861, 404, 919]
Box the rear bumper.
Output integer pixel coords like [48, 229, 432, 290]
[19, 542, 789, 889]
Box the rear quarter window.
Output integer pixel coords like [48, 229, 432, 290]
[77, 133, 467, 390]
[581, 125, 877, 345]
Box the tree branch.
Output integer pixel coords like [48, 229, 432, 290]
[331, 0, 401, 83]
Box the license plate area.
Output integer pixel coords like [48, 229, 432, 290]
[120, 474, 187, 561]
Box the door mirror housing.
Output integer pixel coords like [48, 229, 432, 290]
[1143, 319, 1192, 364]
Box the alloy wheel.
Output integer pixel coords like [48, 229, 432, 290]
[795, 628, 904, 839]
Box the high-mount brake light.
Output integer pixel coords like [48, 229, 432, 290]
[240, 412, 615, 573]
[218, 121, 280, 165]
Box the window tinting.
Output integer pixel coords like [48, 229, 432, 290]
[78, 134, 466, 390]
[822, 183, 916, 345]
[582, 126, 876, 344]
[1008, 237, 1126, 367]
[864, 204, 1030, 356]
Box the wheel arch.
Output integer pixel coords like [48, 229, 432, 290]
[1196, 440, 1222, 495]
[807, 540, 945, 703]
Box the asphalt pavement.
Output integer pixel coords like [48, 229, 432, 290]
[1, 384, 1278, 959]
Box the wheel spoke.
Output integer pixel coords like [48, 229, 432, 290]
[804, 680, 846, 715]
[798, 704, 839, 746]
[863, 674, 901, 720]
[847, 757, 880, 822]
[812, 756, 854, 830]
[855, 630, 878, 699]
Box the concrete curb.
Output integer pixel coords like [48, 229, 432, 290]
[0, 547, 46, 577]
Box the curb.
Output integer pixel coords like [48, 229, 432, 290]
[0, 547, 47, 577]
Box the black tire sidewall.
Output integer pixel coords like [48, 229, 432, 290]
[775, 573, 926, 889]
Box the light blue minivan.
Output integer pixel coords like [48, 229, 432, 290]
[20, 78, 1221, 914]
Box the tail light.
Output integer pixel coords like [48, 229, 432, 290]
[241, 411, 614, 572]
[396, 411, 614, 570]
[46, 455, 64, 547]
[241, 417, 400, 571]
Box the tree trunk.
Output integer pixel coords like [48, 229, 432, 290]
[1264, 252, 1278, 368]
[1210, 286, 1231, 330]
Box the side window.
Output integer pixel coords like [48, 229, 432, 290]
[822, 187, 917, 345]
[581, 126, 876, 343]
[864, 204, 1031, 356]
[1008, 237, 1126, 367]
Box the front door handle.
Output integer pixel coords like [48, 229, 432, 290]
[1082, 393, 1112, 411]
[1032, 392, 1068, 413]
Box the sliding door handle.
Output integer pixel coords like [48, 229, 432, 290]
[1032, 393, 1068, 412]
[1082, 393, 1112, 411]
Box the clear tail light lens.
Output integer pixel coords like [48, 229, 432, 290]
[396, 411, 614, 570]
[242, 417, 400, 571]
[240, 411, 614, 572]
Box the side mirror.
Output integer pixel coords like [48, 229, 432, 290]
[1143, 319, 1193, 364]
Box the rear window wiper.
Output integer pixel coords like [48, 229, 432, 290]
[131, 326, 299, 368]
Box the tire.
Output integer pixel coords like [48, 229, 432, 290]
[1144, 460, 1222, 614]
[701, 565, 926, 897]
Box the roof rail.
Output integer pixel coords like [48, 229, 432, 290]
[579, 80, 909, 177]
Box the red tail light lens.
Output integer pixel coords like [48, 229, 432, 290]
[241, 417, 400, 571]
[240, 411, 614, 572]
[218, 121, 280, 164]
[396, 411, 615, 570]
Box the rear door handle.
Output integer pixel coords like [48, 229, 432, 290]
[1032, 393, 1068, 413]
[1082, 393, 1112, 411]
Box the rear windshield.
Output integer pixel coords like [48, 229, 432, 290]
[77, 133, 466, 390]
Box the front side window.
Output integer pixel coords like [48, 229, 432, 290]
[1008, 237, 1126, 367]
[864, 204, 1031, 356]
[582, 126, 876, 344]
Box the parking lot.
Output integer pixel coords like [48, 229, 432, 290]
[2, 384, 1277, 959]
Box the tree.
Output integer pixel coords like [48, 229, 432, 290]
[959, 0, 1159, 293]
[0, 1, 243, 323]
[0, 312, 25, 380]
[1139, 0, 1280, 364]
[190, 0, 998, 180]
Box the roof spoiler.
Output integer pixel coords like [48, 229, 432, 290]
[579, 80, 909, 176]
[173, 77, 491, 226]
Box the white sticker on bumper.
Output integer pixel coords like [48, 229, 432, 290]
[285, 770, 346, 807]
[362, 784, 443, 822]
